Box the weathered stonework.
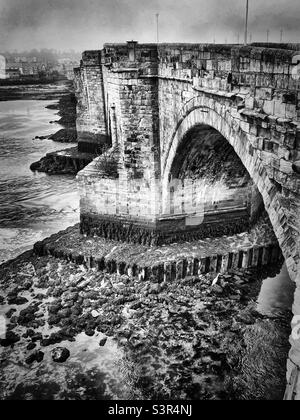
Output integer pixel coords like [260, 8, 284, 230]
[75, 42, 300, 397]
[34, 222, 281, 281]
[75, 42, 299, 273]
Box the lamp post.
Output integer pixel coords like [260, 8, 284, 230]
[280, 29, 284, 43]
[244, 0, 249, 45]
[156, 13, 159, 44]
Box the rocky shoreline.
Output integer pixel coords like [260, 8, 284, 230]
[28, 84, 97, 176]
[30, 88, 80, 174]
[0, 230, 292, 400]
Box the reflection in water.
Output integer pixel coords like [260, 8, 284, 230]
[0, 99, 79, 262]
[257, 263, 295, 316]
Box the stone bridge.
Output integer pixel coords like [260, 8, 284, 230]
[74, 42, 300, 397]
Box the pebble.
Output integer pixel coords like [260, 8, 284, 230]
[25, 350, 44, 365]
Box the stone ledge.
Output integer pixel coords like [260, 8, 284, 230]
[33, 223, 281, 282]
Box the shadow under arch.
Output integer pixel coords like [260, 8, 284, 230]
[162, 104, 298, 282]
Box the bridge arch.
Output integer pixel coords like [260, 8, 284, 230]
[162, 99, 298, 281]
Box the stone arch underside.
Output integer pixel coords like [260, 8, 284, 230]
[162, 101, 299, 283]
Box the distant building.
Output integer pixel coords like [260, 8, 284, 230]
[6, 68, 21, 79]
[1, 53, 79, 81]
[57, 58, 79, 80]
[0, 55, 6, 79]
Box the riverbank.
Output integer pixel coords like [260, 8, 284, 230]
[28, 82, 84, 174]
[28, 83, 97, 175]
[0, 76, 67, 88]
[29, 93, 78, 173]
[0, 80, 93, 175]
[0, 80, 72, 101]
[0, 80, 77, 146]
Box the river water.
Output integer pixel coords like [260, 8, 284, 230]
[0, 98, 79, 263]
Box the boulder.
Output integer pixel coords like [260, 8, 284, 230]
[8, 296, 28, 305]
[0, 331, 20, 347]
[99, 337, 108, 347]
[26, 342, 37, 351]
[25, 351, 44, 365]
[51, 347, 70, 363]
[292, 161, 300, 175]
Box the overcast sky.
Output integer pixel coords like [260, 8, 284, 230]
[0, 0, 299, 52]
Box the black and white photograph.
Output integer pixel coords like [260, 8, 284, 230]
[0, 0, 299, 403]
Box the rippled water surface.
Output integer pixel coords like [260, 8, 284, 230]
[0, 99, 79, 262]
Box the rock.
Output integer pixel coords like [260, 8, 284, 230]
[48, 314, 61, 326]
[26, 342, 37, 351]
[71, 306, 83, 316]
[58, 308, 72, 318]
[130, 301, 142, 310]
[84, 291, 99, 300]
[25, 351, 44, 365]
[18, 304, 39, 326]
[85, 329, 95, 337]
[0, 331, 20, 347]
[31, 333, 43, 343]
[99, 337, 107, 347]
[22, 280, 33, 290]
[211, 284, 224, 294]
[292, 161, 300, 175]
[51, 347, 70, 363]
[34, 135, 48, 140]
[34, 293, 46, 300]
[48, 302, 62, 314]
[40, 328, 76, 347]
[149, 284, 161, 295]
[30, 161, 41, 171]
[8, 296, 28, 305]
[23, 329, 35, 338]
[6, 308, 17, 319]
[236, 311, 256, 325]
[9, 317, 18, 325]
[64, 291, 79, 301]
[91, 310, 100, 318]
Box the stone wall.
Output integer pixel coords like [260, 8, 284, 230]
[74, 51, 110, 153]
[76, 43, 300, 277]
[157, 45, 299, 279]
